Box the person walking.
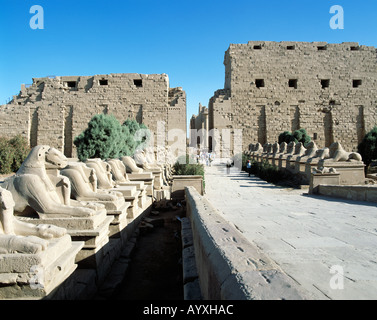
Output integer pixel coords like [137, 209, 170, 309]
[226, 160, 231, 174]
[246, 160, 252, 177]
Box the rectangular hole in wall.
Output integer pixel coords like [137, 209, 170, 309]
[253, 45, 262, 50]
[66, 81, 77, 88]
[353, 79, 362, 88]
[321, 79, 330, 89]
[134, 79, 143, 87]
[99, 79, 108, 86]
[313, 133, 318, 140]
[255, 79, 265, 88]
[317, 46, 327, 51]
[351, 46, 360, 51]
[289, 79, 298, 89]
[287, 45, 295, 50]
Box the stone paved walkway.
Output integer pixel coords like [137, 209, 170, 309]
[203, 163, 377, 300]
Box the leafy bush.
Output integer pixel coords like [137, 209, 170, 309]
[9, 135, 30, 172]
[0, 135, 30, 174]
[74, 114, 151, 162]
[0, 138, 14, 174]
[173, 154, 205, 190]
[278, 128, 311, 147]
[244, 159, 284, 184]
[122, 119, 151, 155]
[278, 131, 292, 144]
[292, 128, 311, 146]
[257, 161, 283, 183]
[173, 154, 204, 175]
[241, 153, 252, 171]
[358, 126, 377, 169]
[74, 114, 126, 161]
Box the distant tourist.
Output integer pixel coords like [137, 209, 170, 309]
[246, 160, 252, 176]
[208, 153, 214, 166]
[226, 160, 231, 174]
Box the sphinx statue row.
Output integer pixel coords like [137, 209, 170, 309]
[0, 145, 175, 298]
[246, 141, 366, 185]
[0, 145, 174, 253]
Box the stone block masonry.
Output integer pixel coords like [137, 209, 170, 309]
[197, 41, 377, 154]
[0, 73, 186, 157]
[184, 186, 308, 300]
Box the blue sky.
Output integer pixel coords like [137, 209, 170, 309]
[1, 0, 376, 131]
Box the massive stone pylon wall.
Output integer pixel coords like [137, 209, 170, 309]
[204, 41, 377, 153]
[0, 73, 186, 157]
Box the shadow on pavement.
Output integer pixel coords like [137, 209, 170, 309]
[302, 193, 377, 208]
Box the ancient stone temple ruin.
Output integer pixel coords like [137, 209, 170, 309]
[0, 73, 186, 157]
[2, 40, 377, 300]
[0, 144, 175, 299]
[191, 41, 377, 154]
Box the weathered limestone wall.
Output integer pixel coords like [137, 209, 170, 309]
[168, 87, 187, 146]
[204, 41, 377, 153]
[0, 105, 30, 140]
[0, 73, 186, 157]
[189, 103, 209, 148]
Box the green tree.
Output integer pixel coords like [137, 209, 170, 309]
[123, 119, 140, 136]
[74, 114, 127, 161]
[291, 128, 311, 146]
[122, 119, 151, 154]
[358, 126, 377, 168]
[0, 135, 30, 174]
[278, 129, 311, 147]
[118, 125, 134, 157]
[74, 114, 151, 162]
[0, 137, 15, 174]
[9, 135, 30, 172]
[278, 131, 292, 144]
[138, 123, 151, 149]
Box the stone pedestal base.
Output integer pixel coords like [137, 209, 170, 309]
[106, 202, 130, 238]
[291, 160, 309, 184]
[124, 191, 141, 219]
[87, 196, 125, 212]
[72, 216, 112, 268]
[271, 154, 284, 167]
[128, 173, 154, 196]
[309, 172, 341, 194]
[295, 160, 306, 175]
[286, 156, 301, 173]
[172, 175, 203, 199]
[137, 188, 148, 208]
[0, 235, 84, 299]
[278, 156, 291, 170]
[19, 210, 113, 270]
[109, 186, 141, 219]
[126, 196, 153, 225]
[81, 197, 130, 241]
[111, 185, 138, 197]
[318, 160, 366, 185]
[117, 180, 145, 190]
[117, 183, 148, 208]
[266, 155, 274, 165]
[305, 161, 320, 183]
[144, 169, 164, 189]
[154, 187, 171, 201]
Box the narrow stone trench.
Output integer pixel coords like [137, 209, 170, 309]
[110, 203, 185, 300]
